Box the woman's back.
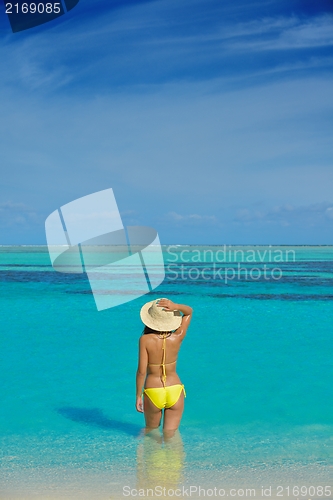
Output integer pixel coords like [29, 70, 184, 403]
[145, 331, 183, 386]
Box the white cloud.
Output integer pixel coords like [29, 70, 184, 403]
[1, 3, 332, 94]
[325, 207, 333, 220]
[234, 203, 333, 227]
[228, 15, 333, 52]
[0, 201, 39, 228]
[165, 211, 218, 226]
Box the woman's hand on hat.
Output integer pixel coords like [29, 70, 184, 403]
[156, 299, 178, 311]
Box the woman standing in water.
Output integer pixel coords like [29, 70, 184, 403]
[136, 298, 193, 431]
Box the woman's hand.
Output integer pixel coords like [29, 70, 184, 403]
[136, 395, 144, 413]
[156, 298, 178, 311]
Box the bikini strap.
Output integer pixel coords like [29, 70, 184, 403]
[161, 334, 167, 387]
[149, 332, 173, 387]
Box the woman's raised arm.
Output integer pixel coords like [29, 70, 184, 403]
[157, 299, 193, 335]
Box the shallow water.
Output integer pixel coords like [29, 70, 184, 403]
[0, 246, 332, 498]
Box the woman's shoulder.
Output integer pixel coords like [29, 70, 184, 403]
[139, 333, 155, 346]
[139, 334, 147, 347]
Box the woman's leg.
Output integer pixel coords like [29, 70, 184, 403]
[163, 391, 184, 431]
[143, 394, 162, 429]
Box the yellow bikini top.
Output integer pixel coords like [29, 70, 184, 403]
[148, 333, 176, 387]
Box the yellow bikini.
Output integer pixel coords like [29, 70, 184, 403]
[143, 334, 186, 410]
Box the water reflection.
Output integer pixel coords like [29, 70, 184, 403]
[137, 429, 185, 490]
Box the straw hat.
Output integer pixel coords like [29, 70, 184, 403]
[140, 298, 182, 332]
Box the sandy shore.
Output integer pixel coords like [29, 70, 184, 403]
[1, 463, 332, 500]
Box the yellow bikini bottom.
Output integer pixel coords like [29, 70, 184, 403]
[143, 384, 186, 410]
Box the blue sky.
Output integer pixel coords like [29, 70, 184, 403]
[0, 0, 332, 244]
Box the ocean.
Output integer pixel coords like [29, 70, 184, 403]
[0, 245, 332, 499]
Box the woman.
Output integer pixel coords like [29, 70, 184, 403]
[136, 298, 193, 431]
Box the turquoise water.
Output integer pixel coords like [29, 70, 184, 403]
[0, 246, 332, 495]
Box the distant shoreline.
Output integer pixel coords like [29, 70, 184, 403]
[1, 244, 333, 248]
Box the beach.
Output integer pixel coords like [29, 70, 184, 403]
[0, 246, 332, 499]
